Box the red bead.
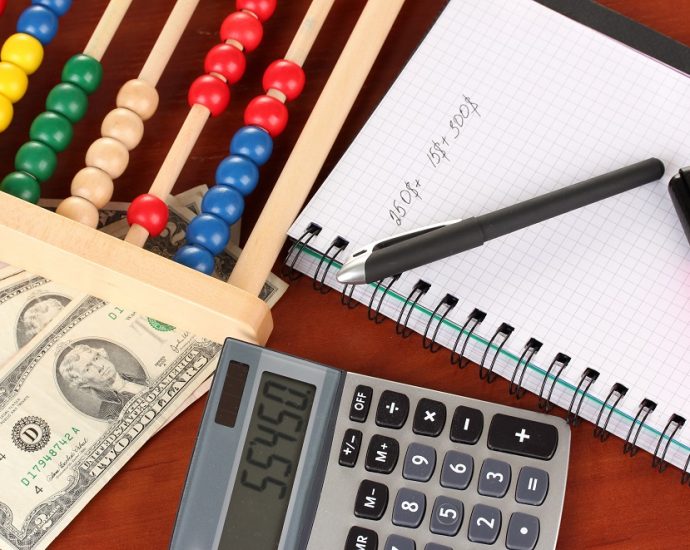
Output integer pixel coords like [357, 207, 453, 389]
[244, 95, 288, 137]
[188, 74, 230, 116]
[236, 0, 276, 22]
[263, 59, 305, 101]
[127, 194, 168, 236]
[220, 11, 263, 52]
[0, 0, 6, 16]
[204, 43, 245, 84]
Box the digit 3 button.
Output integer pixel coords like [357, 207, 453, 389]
[412, 398, 446, 436]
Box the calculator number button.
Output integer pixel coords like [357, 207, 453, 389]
[478, 458, 511, 498]
[468, 504, 502, 544]
[515, 467, 549, 505]
[339, 429, 363, 468]
[506, 513, 540, 550]
[450, 406, 483, 444]
[376, 391, 410, 429]
[350, 385, 373, 423]
[413, 398, 446, 437]
[392, 488, 426, 528]
[345, 526, 379, 550]
[355, 480, 389, 520]
[439, 450, 473, 490]
[366, 435, 399, 474]
[487, 413, 558, 459]
[402, 443, 436, 482]
[384, 534, 415, 550]
[424, 545, 452, 550]
[429, 496, 463, 536]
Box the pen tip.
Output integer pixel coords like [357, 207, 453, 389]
[336, 255, 367, 284]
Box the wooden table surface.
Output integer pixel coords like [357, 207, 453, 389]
[1, 0, 689, 548]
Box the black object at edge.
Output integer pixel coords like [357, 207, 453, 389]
[652, 414, 686, 473]
[508, 337, 543, 399]
[422, 294, 459, 352]
[593, 383, 628, 442]
[282, 223, 322, 280]
[682, 454, 690, 486]
[394, 280, 431, 338]
[537, 353, 571, 412]
[341, 283, 358, 309]
[449, 308, 487, 368]
[367, 275, 400, 323]
[312, 236, 349, 293]
[566, 368, 600, 426]
[668, 167, 690, 245]
[478, 323, 514, 383]
[623, 398, 657, 457]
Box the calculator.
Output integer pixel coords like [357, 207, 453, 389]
[170, 338, 570, 550]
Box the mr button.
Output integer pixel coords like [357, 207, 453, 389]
[350, 385, 373, 423]
[487, 414, 558, 460]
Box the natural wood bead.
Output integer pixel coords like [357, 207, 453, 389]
[56, 195, 99, 228]
[85, 137, 129, 179]
[115, 79, 159, 121]
[101, 107, 144, 150]
[70, 166, 114, 208]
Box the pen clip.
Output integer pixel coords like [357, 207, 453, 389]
[356, 219, 462, 256]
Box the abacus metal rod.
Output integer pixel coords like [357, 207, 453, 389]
[83, 0, 135, 61]
[124, 0, 337, 247]
[229, 0, 406, 296]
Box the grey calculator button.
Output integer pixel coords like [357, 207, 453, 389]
[506, 512, 540, 550]
[424, 545, 452, 550]
[478, 458, 511, 498]
[429, 495, 463, 536]
[384, 534, 416, 550]
[403, 443, 436, 482]
[440, 450, 473, 490]
[515, 467, 549, 505]
[468, 504, 501, 544]
[392, 488, 426, 528]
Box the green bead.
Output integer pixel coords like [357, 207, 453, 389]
[15, 141, 57, 182]
[61, 54, 103, 95]
[45, 82, 88, 123]
[30, 111, 73, 152]
[0, 172, 40, 204]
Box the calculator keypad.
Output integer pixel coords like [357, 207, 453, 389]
[402, 443, 436, 482]
[478, 459, 512, 498]
[439, 450, 473, 490]
[429, 496, 463, 536]
[392, 488, 426, 528]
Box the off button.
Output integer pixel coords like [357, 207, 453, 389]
[350, 385, 373, 422]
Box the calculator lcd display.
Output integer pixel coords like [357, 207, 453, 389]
[219, 372, 315, 549]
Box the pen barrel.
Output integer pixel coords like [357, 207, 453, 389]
[480, 158, 665, 240]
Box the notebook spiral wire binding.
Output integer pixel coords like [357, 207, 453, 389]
[284, 225, 690, 484]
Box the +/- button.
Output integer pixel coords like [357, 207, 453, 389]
[339, 429, 363, 468]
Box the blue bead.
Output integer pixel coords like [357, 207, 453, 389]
[230, 125, 273, 166]
[32, 0, 73, 17]
[17, 6, 59, 45]
[215, 154, 259, 196]
[173, 244, 215, 275]
[186, 213, 230, 256]
[201, 185, 244, 225]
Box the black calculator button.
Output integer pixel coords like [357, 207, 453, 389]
[506, 513, 540, 550]
[440, 450, 473, 490]
[429, 495, 463, 536]
[384, 534, 415, 550]
[402, 443, 436, 482]
[487, 414, 558, 460]
[376, 390, 409, 429]
[413, 398, 446, 436]
[450, 406, 483, 444]
[354, 480, 389, 520]
[365, 435, 399, 474]
[339, 429, 363, 468]
[350, 385, 373, 423]
[515, 467, 549, 505]
[477, 458, 511, 498]
[424, 544, 452, 550]
[468, 504, 501, 544]
[345, 526, 378, 550]
[392, 488, 426, 528]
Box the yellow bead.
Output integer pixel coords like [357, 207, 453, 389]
[0, 94, 13, 132]
[85, 137, 129, 179]
[70, 166, 114, 208]
[116, 79, 159, 121]
[1, 33, 44, 76]
[56, 196, 100, 228]
[0, 62, 29, 103]
[101, 107, 144, 150]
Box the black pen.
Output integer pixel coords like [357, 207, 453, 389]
[337, 158, 665, 284]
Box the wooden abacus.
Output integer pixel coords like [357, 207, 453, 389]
[0, 0, 406, 346]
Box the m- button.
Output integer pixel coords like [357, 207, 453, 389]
[350, 385, 373, 423]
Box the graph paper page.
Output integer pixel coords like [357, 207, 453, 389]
[289, 0, 690, 467]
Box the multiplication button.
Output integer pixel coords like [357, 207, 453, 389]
[450, 406, 483, 444]
[376, 391, 410, 429]
[439, 450, 473, 490]
[350, 385, 373, 422]
[345, 526, 378, 550]
[429, 496, 463, 536]
[413, 398, 446, 436]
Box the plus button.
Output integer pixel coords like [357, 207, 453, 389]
[515, 428, 530, 443]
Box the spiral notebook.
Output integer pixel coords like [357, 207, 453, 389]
[286, 0, 690, 476]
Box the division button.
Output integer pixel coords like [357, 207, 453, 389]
[402, 443, 436, 482]
[354, 480, 389, 520]
[339, 429, 363, 468]
[506, 512, 540, 550]
[384, 534, 415, 550]
[376, 390, 410, 429]
[350, 385, 374, 423]
[365, 435, 400, 474]
[345, 526, 378, 550]
[439, 450, 473, 490]
[468, 504, 501, 544]
[515, 467, 549, 505]
[392, 488, 426, 528]
[429, 495, 463, 536]
[413, 398, 447, 437]
[487, 414, 558, 460]
[450, 406, 483, 444]
[477, 458, 511, 498]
